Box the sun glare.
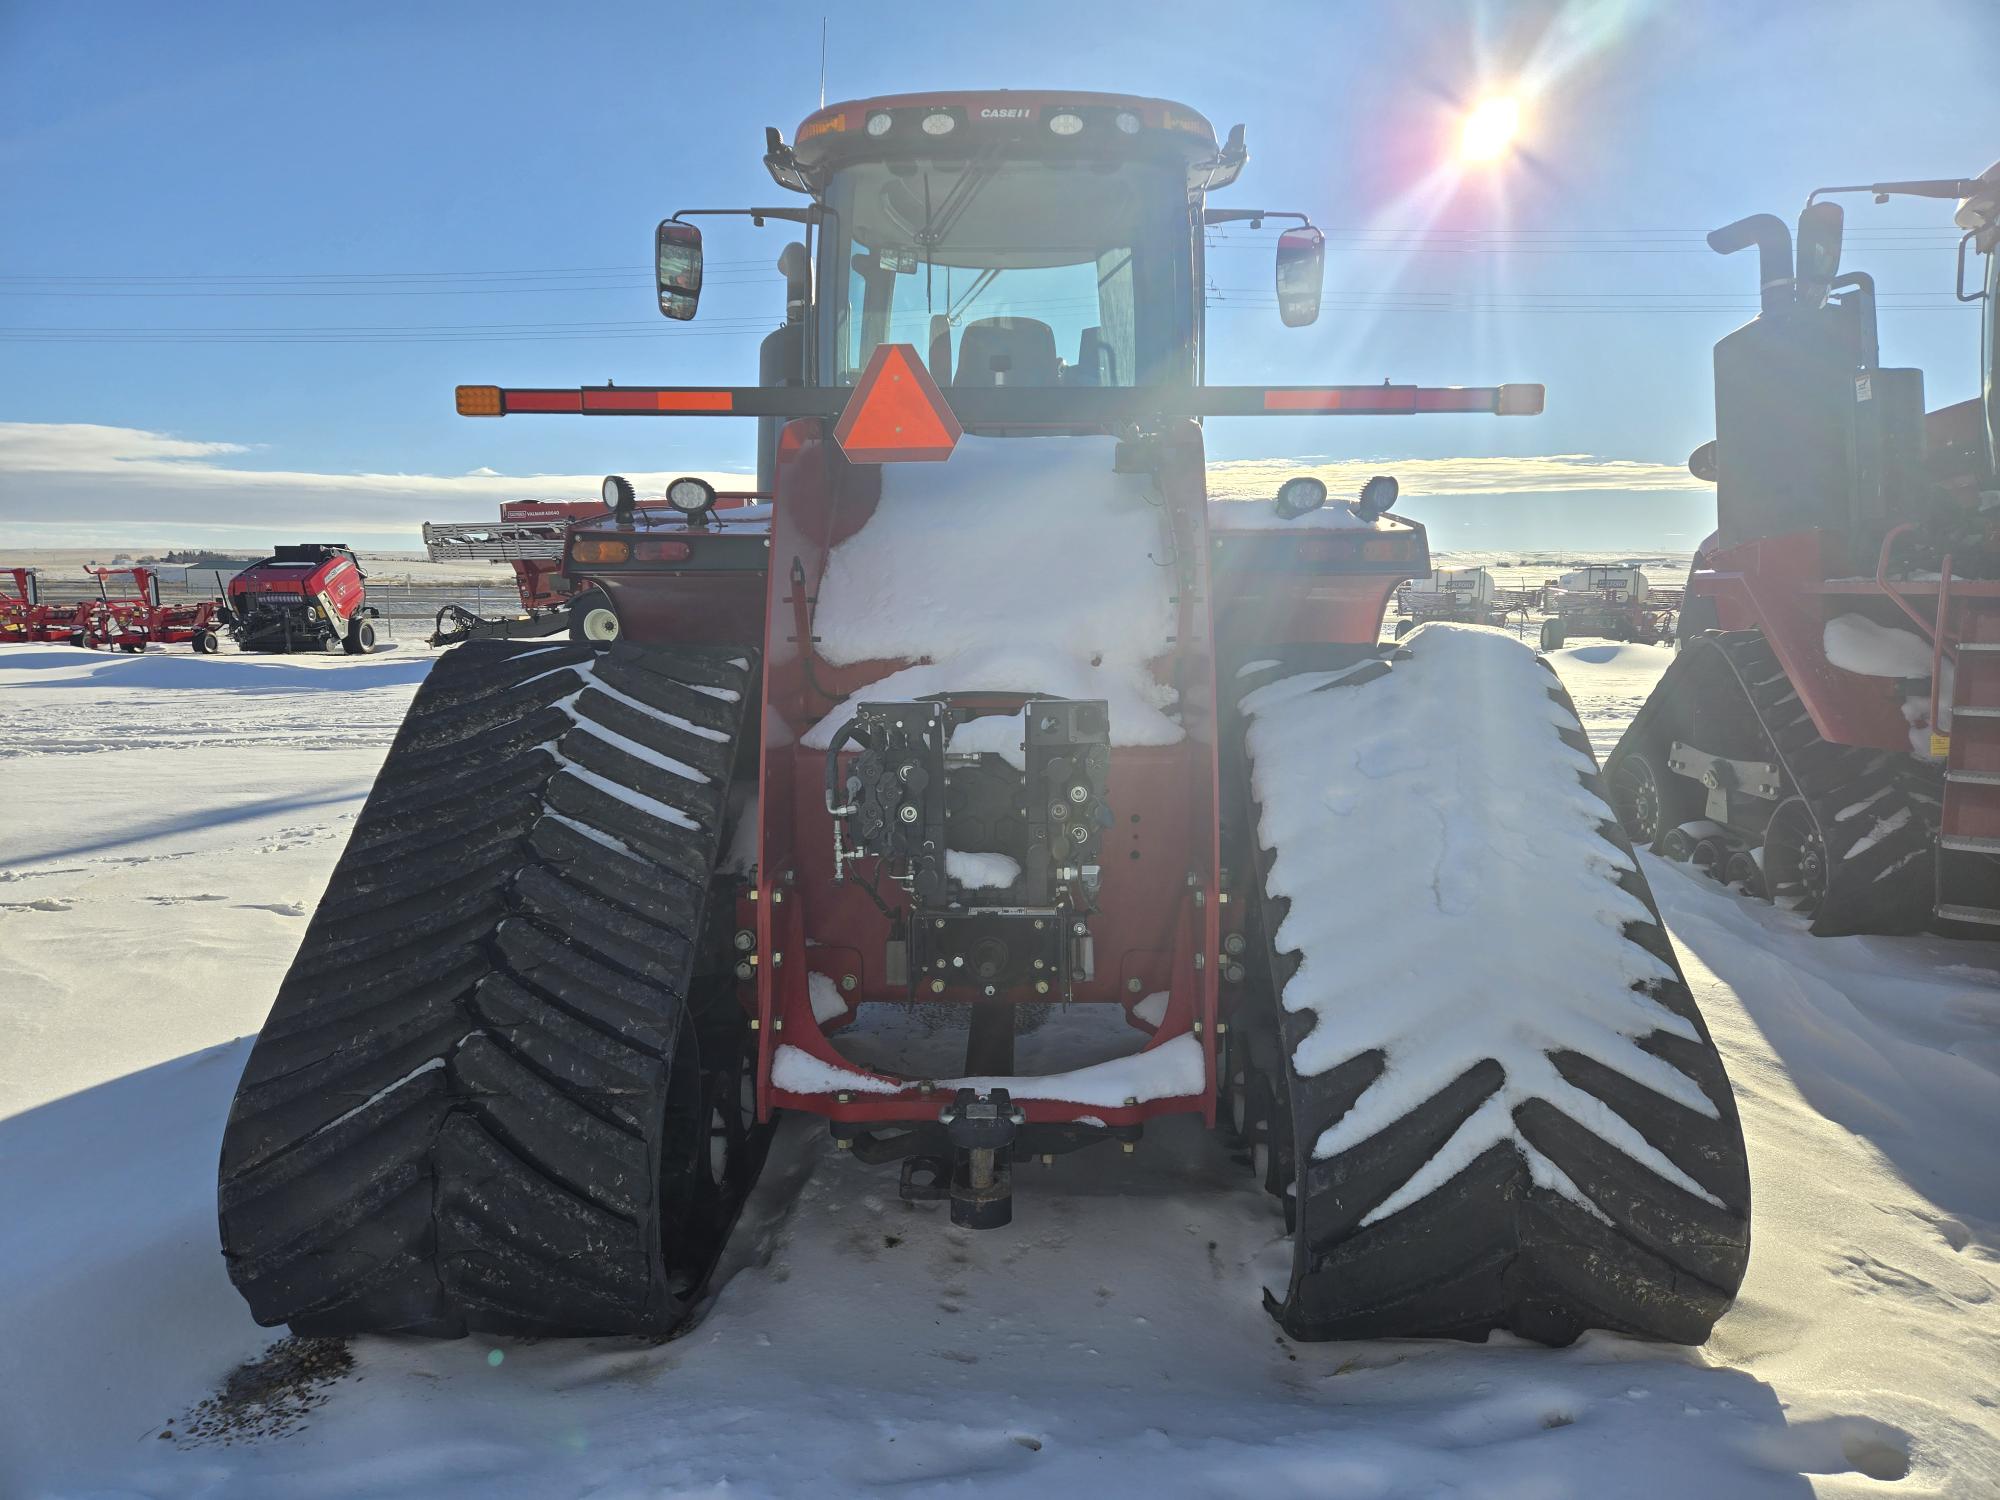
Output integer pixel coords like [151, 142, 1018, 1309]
[1458, 96, 1522, 165]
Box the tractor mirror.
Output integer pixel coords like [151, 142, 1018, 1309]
[656, 220, 704, 321]
[1276, 226, 1325, 327]
[1688, 440, 1718, 483]
[1795, 202, 1844, 292]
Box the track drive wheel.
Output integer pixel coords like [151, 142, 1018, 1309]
[1764, 795, 1827, 916]
[1605, 742, 1699, 849]
[570, 588, 621, 647]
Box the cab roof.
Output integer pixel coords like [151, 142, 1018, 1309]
[790, 91, 1226, 177]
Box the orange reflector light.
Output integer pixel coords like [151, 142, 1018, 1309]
[634, 539, 693, 562]
[1497, 383, 1546, 416]
[570, 537, 631, 565]
[833, 343, 962, 463]
[456, 385, 503, 416]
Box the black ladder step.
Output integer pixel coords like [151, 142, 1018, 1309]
[1940, 834, 2000, 854]
[1935, 902, 2000, 928]
[1946, 769, 2000, 786]
[1956, 641, 2000, 653]
[1949, 705, 2000, 720]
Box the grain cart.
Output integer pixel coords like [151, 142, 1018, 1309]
[220, 543, 376, 653]
[219, 92, 1749, 1350]
[1607, 165, 2000, 933]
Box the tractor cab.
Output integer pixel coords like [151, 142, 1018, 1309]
[655, 93, 1323, 476]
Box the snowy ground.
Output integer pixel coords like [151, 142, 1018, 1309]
[2, 637, 1997, 1499]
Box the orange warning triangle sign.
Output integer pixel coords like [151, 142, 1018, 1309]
[832, 342, 963, 463]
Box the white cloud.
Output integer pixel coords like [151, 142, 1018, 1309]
[0, 421, 1706, 552]
[0, 422, 753, 547]
[1206, 453, 1705, 500]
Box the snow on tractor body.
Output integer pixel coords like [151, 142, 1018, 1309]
[218, 92, 1751, 1351]
[1606, 165, 2000, 934]
[220, 543, 376, 653]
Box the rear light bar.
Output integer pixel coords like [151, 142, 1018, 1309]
[1291, 533, 1425, 564]
[456, 381, 1546, 422]
[570, 536, 696, 566]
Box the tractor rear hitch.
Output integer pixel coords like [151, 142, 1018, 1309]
[936, 1088, 1024, 1230]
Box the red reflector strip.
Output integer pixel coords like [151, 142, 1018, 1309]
[633, 539, 693, 562]
[581, 389, 736, 413]
[505, 390, 584, 413]
[1261, 387, 1504, 415]
[1264, 389, 1357, 412]
[1412, 388, 1497, 413]
[1295, 535, 1358, 561]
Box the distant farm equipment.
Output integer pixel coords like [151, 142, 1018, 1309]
[1393, 568, 1502, 635]
[423, 491, 765, 644]
[1537, 565, 1680, 650]
[0, 565, 223, 652]
[220, 544, 377, 654]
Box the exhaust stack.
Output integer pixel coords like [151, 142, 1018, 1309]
[1708, 213, 1794, 314]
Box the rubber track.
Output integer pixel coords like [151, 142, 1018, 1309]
[217, 639, 756, 1337]
[1232, 640, 1751, 1347]
[1607, 629, 1937, 935]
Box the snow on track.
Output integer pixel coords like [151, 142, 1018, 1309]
[1241, 625, 1718, 1221]
[3, 638, 1998, 1496]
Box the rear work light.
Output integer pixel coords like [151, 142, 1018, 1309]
[634, 539, 692, 562]
[571, 537, 631, 565]
[456, 385, 503, 416]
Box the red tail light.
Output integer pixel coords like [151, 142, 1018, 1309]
[634, 539, 692, 562]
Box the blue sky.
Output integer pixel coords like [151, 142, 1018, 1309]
[1, 0, 1995, 553]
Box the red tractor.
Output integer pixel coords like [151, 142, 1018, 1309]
[218, 92, 1751, 1351]
[219, 543, 377, 653]
[1607, 166, 2000, 935]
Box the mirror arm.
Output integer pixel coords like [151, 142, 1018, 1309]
[1203, 209, 1311, 228]
[671, 206, 817, 228]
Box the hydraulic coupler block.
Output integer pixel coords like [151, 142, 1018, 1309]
[826, 702, 949, 906]
[1022, 699, 1112, 904]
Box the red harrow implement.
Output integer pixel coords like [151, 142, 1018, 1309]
[0, 565, 221, 651]
[218, 89, 1751, 1353]
[78, 566, 223, 652]
[0, 567, 47, 643]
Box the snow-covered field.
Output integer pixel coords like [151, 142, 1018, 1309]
[2, 637, 1997, 1498]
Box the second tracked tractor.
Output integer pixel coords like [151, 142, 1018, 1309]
[1608, 165, 2000, 934]
[219, 91, 1751, 1351]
